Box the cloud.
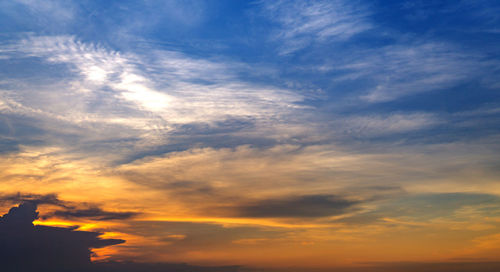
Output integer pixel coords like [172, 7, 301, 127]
[0, 35, 308, 161]
[112, 219, 286, 264]
[226, 194, 359, 218]
[327, 42, 489, 103]
[0, 202, 39, 226]
[0, 192, 138, 221]
[115, 140, 500, 219]
[0, 138, 19, 154]
[0, 2, 499, 268]
[452, 0, 500, 33]
[381, 193, 500, 222]
[3, 35, 304, 124]
[280, 2, 499, 104]
[0, 203, 243, 272]
[0, 0, 76, 31]
[92, 262, 241, 272]
[0, 192, 69, 207]
[261, 0, 371, 54]
[47, 207, 137, 221]
[0, 202, 124, 271]
[335, 113, 440, 137]
[334, 192, 500, 228]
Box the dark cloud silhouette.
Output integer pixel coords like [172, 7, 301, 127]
[92, 261, 241, 272]
[47, 206, 138, 221]
[1, 192, 138, 221]
[0, 202, 242, 272]
[0, 192, 70, 207]
[229, 194, 359, 218]
[0, 202, 124, 272]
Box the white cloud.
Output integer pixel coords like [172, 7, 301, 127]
[328, 42, 485, 103]
[262, 0, 371, 54]
[339, 113, 439, 136]
[0, 35, 314, 160]
[3, 35, 305, 128]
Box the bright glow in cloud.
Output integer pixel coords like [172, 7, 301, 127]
[3, 35, 305, 127]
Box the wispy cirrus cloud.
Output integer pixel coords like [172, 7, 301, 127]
[335, 112, 440, 137]
[262, 1, 499, 104]
[1, 0, 76, 25]
[261, 0, 371, 55]
[0, 35, 308, 159]
[9, 35, 304, 123]
[323, 42, 492, 103]
[358, 43, 490, 102]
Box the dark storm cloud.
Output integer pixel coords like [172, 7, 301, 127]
[229, 194, 359, 218]
[0, 202, 124, 272]
[0, 202, 242, 272]
[1, 192, 138, 221]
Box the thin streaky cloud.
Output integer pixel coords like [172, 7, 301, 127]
[0, 35, 311, 160]
[261, 0, 371, 54]
[325, 42, 491, 103]
[3, 35, 305, 125]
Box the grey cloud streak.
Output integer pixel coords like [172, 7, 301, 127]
[224, 194, 360, 218]
[1, 192, 138, 221]
[45, 207, 138, 221]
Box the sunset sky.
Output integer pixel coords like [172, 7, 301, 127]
[1, 0, 500, 271]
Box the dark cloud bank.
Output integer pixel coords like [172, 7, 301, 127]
[0, 202, 240, 272]
[0, 202, 122, 271]
[1, 200, 500, 272]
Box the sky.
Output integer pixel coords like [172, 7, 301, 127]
[0, 0, 500, 271]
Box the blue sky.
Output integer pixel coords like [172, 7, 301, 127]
[2, 0, 499, 155]
[1, 0, 500, 269]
